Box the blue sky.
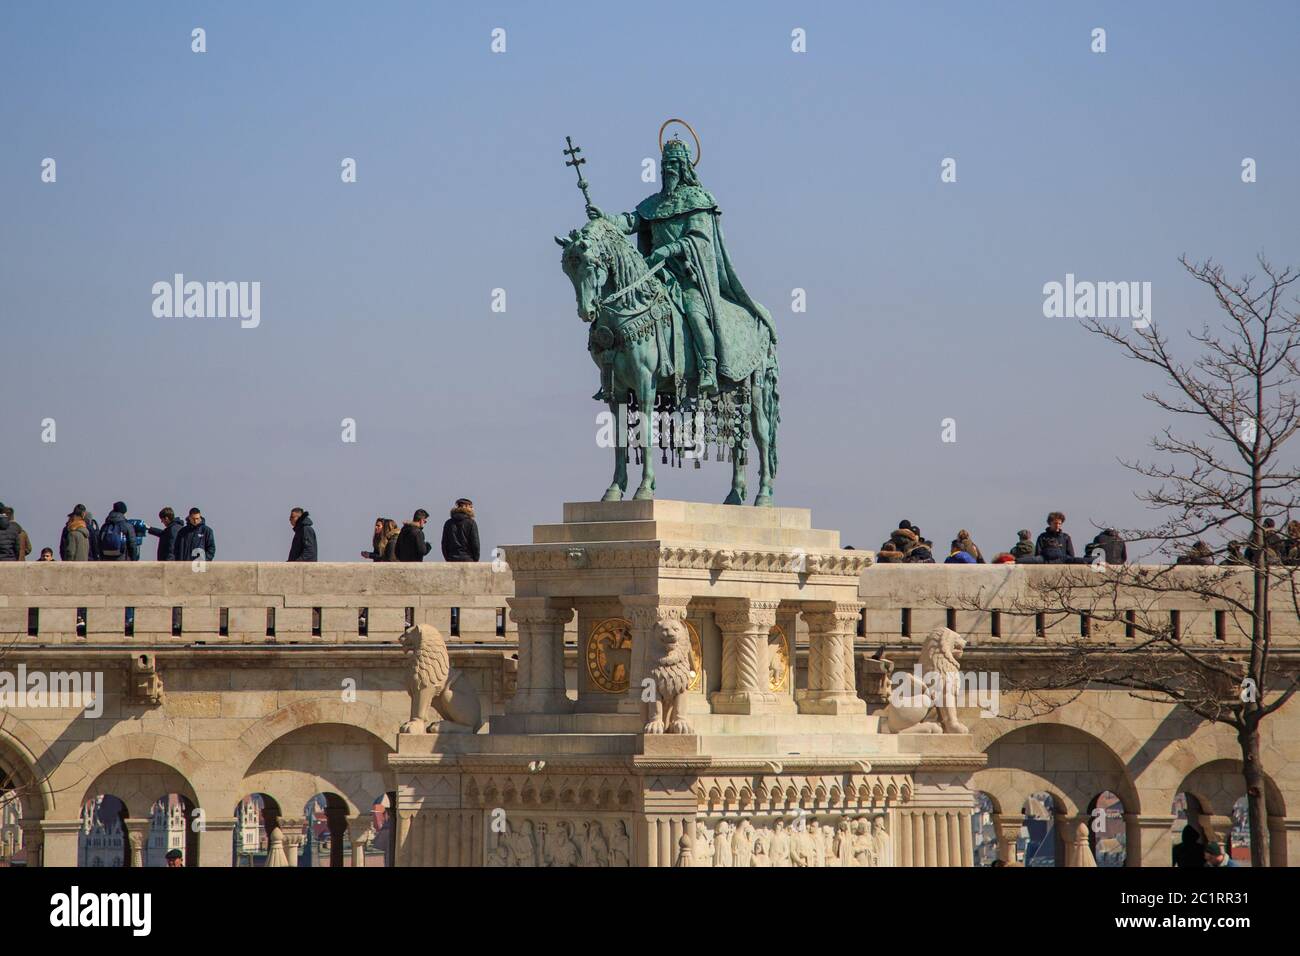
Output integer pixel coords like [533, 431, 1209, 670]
[1, 1, 1296, 559]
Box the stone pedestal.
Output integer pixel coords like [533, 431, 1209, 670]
[390, 500, 984, 867]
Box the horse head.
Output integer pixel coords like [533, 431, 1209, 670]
[556, 218, 649, 323]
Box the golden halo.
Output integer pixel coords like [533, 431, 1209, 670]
[658, 118, 701, 167]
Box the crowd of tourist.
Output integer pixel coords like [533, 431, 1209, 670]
[4, 497, 1297, 568]
[874, 511, 1300, 567]
[0, 498, 479, 564]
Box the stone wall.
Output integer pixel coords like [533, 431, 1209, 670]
[2, 561, 1299, 866]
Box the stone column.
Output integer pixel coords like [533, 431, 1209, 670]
[1132, 814, 1175, 868]
[1199, 813, 1234, 850]
[798, 602, 866, 714]
[265, 823, 289, 867]
[712, 599, 787, 715]
[198, 816, 237, 867]
[1057, 814, 1093, 866]
[992, 813, 1023, 864]
[957, 810, 973, 867]
[20, 820, 44, 867]
[348, 817, 373, 868]
[1122, 812, 1141, 867]
[506, 598, 574, 714]
[326, 806, 348, 868]
[640, 774, 696, 867]
[122, 818, 150, 868]
[41, 820, 81, 867]
[280, 818, 306, 867]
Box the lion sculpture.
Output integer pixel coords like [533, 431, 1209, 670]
[882, 627, 969, 735]
[399, 623, 484, 734]
[644, 616, 694, 735]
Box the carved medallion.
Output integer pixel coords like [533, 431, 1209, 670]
[586, 618, 634, 692]
[768, 624, 790, 692]
[585, 617, 705, 693]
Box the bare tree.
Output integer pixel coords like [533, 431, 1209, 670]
[956, 256, 1300, 867]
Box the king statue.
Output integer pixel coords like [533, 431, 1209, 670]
[587, 134, 776, 396]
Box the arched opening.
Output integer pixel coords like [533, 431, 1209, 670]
[1173, 760, 1287, 866]
[1230, 795, 1252, 866]
[1020, 792, 1057, 867]
[144, 793, 198, 867]
[1087, 791, 1126, 867]
[302, 792, 351, 867]
[971, 792, 999, 866]
[0, 772, 26, 866]
[80, 794, 129, 867]
[233, 793, 282, 867]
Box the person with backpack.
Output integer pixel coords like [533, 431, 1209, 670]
[287, 507, 317, 562]
[174, 508, 216, 562]
[148, 507, 186, 561]
[98, 502, 140, 561]
[395, 509, 433, 562]
[441, 499, 480, 562]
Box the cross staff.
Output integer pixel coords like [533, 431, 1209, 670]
[563, 136, 593, 212]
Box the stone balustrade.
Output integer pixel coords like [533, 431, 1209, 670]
[858, 563, 1300, 649]
[0, 563, 519, 646]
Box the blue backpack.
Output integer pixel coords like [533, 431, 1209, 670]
[99, 521, 127, 558]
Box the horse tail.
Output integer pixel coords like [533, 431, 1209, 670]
[765, 348, 780, 478]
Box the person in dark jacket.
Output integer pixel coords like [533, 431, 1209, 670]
[60, 510, 92, 561]
[148, 507, 186, 561]
[1172, 825, 1205, 868]
[362, 518, 400, 562]
[287, 507, 318, 562]
[395, 509, 433, 562]
[0, 506, 31, 561]
[0, 506, 24, 561]
[175, 508, 216, 562]
[441, 499, 481, 562]
[1085, 528, 1127, 565]
[98, 502, 140, 561]
[1034, 512, 1076, 564]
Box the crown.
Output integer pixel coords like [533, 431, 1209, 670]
[661, 138, 693, 162]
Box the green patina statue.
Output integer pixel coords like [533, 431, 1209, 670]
[557, 123, 780, 506]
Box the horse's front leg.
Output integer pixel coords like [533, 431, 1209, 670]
[602, 395, 628, 502]
[632, 374, 656, 500]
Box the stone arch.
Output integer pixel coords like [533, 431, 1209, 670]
[0, 724, 54, 821]
[972, 702, 1145, 766]
[80, 758, 200, 822]
[975, 722, 1140, 816]
[969, 767, 1078, 818]
[46, 734, 211, 822]
[1176, 758, 1286, 818]
[238, 722, 395, 822]
[229, 698, 397, 780]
